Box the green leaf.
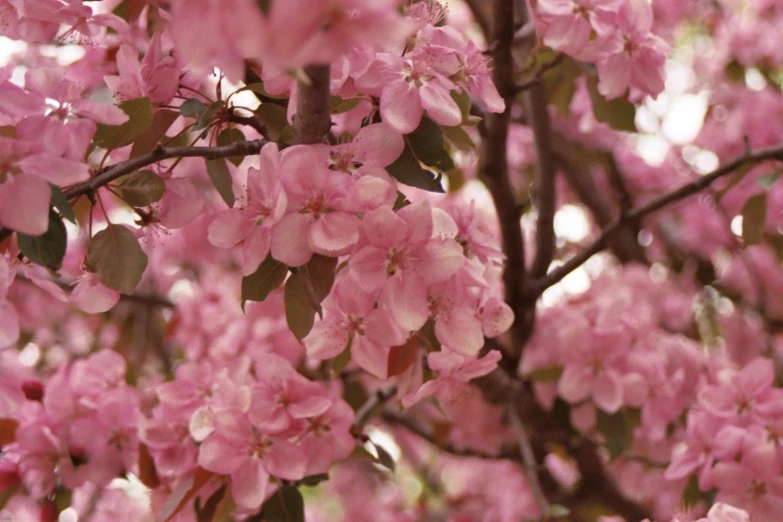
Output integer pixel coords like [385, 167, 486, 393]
[330, 95, 363, 114]
[262, 486, 305, 522]
[386, 142, 444, 193]
[205, 158, 236, 207]
[331, 340, 352, 373]
[299, 473, 329, 487]
[196, 483, 228, 522]
[596, 408, 640, 460]
[131, 109, 179, 158]
[544, 504, 570, 518]
[742, 193, 767, 245]
[118, 170, 166, 207]
[194, 100, 225, 131]
[284, 272, 317, 340]
[86, 224, 148, 294]
[386, 336, 418, 378]
[255, 103, 289, 140]
[406, 117, 455, 172]
[180, 98, 207, 118]
[216, 128, 247, 166]
[49, 184, 75, 223]
[0, 486, 16, 511]
[17, 210, 67, 270]
[93, 97, 154, 149]
[300, 254, 337, 309]
[450, 90, 471, 122]
[757, 169, 781, 191]
[585, 75, 636, 132]
[441, 125, 474, 151]
[525, 366, 563, 383]
[241, 255, 288, 308]
[682, 475, 701, 508]
[542, 57, 582, 115]
[371, 441, 396, 471]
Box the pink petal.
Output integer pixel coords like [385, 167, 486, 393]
[593, 371, 623, 413]
[380, 80, 423, 134]
[348, 246, 389, 292]
[270, 212, 313, 266]
[415, 239, 465, 283]
[382, 273, 429, 331]
[304, 320, 350, 361]
[231, 459, 269, 509]
[71, 274, 121, 314]
[419, 81, 462, 127]
[74, 99, 130, 125]
[0, 301, 19, 348]
[207, 209, 256, 248]
[351, 336, 390, 379]
[478, 297, 515, 337]
[435, 307, 484, 356]
[308, 211, 360, 256]
[198, 436, 244, 475]
[241, 227, 272, 276]
[19, 155, 89, 185]
[558, 365, 593, 404]
[353, 123, 404, 167]
[264, 441, 306, 480]
[362, 206, 408, 248]
[0, 175, 50, 236]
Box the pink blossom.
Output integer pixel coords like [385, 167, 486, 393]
[348, 201, 465, 331]
[208, 143, 288, 274]
[303, 275, 407, 378]
[197, 409, 307, 509]
[270, 146, 360, 266]
[402, 349, 502, 408]
[71, 274, 120, 314]
[104, 33, 179, 104]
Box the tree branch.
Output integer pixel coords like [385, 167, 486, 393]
[526, 83, 558, 279]
[68, 140, 269, 200]
[507, 403, 550, 516]
[0, 140, 270, 243]
[464, 0, 491, 37]
[292, 65, 332, 145]
[530, 143, 783, 296]
[479, 0, 532, 358]
[554, 149, 646, 264]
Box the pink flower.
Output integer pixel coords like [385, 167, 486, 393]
[208, 143, 288, 274]
[557, 321, 629, 413]
[296, 399, 355, 476]
[198, 409, 306, 509]
[535, 0, 623, 62]
[71, 274, 120, 314]
[595, 0, 668, 99]
[402, 349, 502, 407]
[697, 357, 780, 422]
[303, 275, 407, 379]
[103, 33, 179, 104]
[248, 353, 333, 434]
[357, 51, 463, 133]
[270, 146, 360, 266]
[348, 201, 465, 331]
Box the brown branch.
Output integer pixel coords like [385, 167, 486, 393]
[0, 140, 269, 243]
[380, 409, 519, 461]
[507, 403, 550, 515]
[352, 385, 398, 433]
[464, 0, 491, 37]
[15, 274, 174, 308]
[554, 149, 646, 264]
[69, 140, 269, 200]
[530, 143, 783, 297]
[224, 112, 270, 139]
[479, 0, 532, 359]
[526, 83, 558, 280]
[292, 65, 332, 145]
[474, 367, 653, 521]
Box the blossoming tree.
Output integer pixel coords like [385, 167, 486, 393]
[0, 0, 782, 521]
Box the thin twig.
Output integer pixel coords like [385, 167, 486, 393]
[353, 385, 398, 432]
[531, 143, 783, 296]
[507, 403, 550, 517]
